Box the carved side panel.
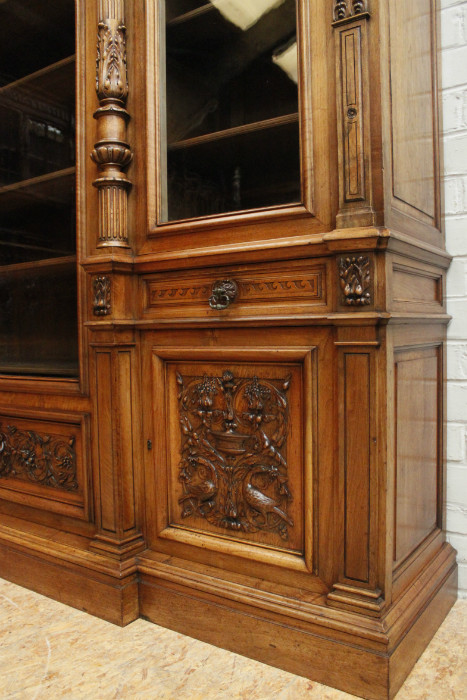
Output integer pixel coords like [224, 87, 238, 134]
[0, 411, 90, 520]
[91, 0, 132, 248]
[161, 359, 306, 554]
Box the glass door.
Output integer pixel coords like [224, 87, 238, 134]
[0, 0, 78, 376]
[158, 0, 301, 223]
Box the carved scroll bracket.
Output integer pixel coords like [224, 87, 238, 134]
[91, 0, 133, 249]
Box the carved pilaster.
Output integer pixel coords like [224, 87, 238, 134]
[91, 0, 132, 249]
[328, 329, 384, 616]
[90, 343, 145, 559]
[333, 1, 374, 228]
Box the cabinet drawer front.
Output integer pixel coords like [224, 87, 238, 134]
[143, 260, 329, 321]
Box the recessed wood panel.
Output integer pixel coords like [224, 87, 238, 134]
[343, 353, 370, 583]
[394, 347, 440, 567]
[392, 263, 442, 312]
[389, 0, 436, 221]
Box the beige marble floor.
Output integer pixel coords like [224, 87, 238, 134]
[0, 578, 465, 700]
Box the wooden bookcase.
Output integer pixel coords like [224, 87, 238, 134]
[0, 2, 457, 698]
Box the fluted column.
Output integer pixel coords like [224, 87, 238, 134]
[91, 0, 132, 248]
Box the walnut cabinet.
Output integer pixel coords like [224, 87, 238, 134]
[0, 2, 457, 698]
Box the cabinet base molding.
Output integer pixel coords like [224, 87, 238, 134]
[0, 515, 457, 699]
[138, 548, 457, 700]
[0, 518, 139, 626]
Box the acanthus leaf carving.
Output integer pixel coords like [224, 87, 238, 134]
[92, 1, 132, 249]
[96, 18, 128, 103]
[177, 371, 293, 541]
[93, 276, 112, 316]
[338, 255, 372, 306]
[0, 424, 78, 492]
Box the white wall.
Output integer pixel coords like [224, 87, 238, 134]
[441, 0, 467, 598]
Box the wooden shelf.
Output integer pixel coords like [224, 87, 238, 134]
[0, 361, 78, 378]
[0, 254, 76, 275]
[0, 167, 75, 212]
[168, 113, 299, 151]
[167, 3, 215, 27]
[0, 55, 75, 105]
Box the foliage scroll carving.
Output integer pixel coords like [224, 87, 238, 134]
[0, 424, 78, 491]
[177, 371, 294, 541]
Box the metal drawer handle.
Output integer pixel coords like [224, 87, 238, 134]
[209, 280, 238, 310]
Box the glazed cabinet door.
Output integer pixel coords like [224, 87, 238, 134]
[141, 326, 337, 592]
[0, 0, 79, 376]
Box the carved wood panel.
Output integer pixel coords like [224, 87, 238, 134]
[0, 425, 77, 491]
[177, 371, 293, 541]
[162, 359, 305, 554]
[0, 411, 90, 520]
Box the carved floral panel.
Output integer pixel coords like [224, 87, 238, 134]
[167, 363, 304, 552]
[0, 423, 78, 491]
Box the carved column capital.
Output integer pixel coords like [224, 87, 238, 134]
[333, 0, 370, 25]
[92, 0, 132, 249]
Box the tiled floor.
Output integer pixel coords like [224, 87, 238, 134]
[0, 578, 465, 699]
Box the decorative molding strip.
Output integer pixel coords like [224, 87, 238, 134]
[177, 371, 293, 541]
[0, 424, 78, 492]
[338, 255, 372, 306]
[93, 276, 112, 316]
[91, 0, 132, 249]
[333, 0, 370, 25]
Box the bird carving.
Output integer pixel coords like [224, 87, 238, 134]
[179, 455, 218, 514]
[242, 465, 293, 527]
